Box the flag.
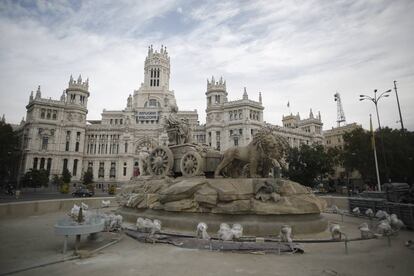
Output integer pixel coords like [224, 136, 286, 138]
[370, 114, 375, 149]
[287, 101, 290, 108]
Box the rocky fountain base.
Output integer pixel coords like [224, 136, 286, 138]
[117, 177, 327, 235]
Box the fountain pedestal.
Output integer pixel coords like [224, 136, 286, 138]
[54, 217, 105, 254]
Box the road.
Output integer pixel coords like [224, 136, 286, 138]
[0, 191, 113, 203]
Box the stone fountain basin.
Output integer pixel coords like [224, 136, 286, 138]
[54, 217, 105, 236]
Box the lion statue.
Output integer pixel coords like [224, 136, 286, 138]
[214, 128, 289, 178]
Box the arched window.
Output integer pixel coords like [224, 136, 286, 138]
[33, 157, 38, 169]
[40, 158, 45, 169]
[73, 159, 78, 176]
[47, 158, 52, 172]
[62, 159, 68, 173]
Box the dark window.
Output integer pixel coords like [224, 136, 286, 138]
[63, 159, 68, 172]
[123, 167, 127, 176]
[73, 159, 78, 176]
[98, 162, 104, 178]
[33, 157, 38, 169]
[75, 142, 79, 152]
[234, 137, 239, 146]
[46, 158, 52, 172]
[40, 109, 45, 119]
[52, 110, 57, 120]
[40, 158, 45, 169]
[124, 142, 128, 153]
[42, 137, 48, 150]
[65, 141, 69, 151]
[88, 162, 93, 173]
[110, 162, 116, 178]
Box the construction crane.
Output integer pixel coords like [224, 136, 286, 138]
[334, 92, 346, 127]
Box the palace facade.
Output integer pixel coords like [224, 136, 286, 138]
[16, 46, 324, 186]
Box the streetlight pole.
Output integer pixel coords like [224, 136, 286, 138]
[393, 81, 405, 132]
[360, 89, 391, 182]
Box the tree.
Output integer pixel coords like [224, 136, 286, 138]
[83, 170, 93, 185]
[61, 167, 71, 184]
[21, 169, 49, 189]
[83, 170, 95, 193]
[283, 144, 336, 187]
[343, 128, 414, 184]
[0, 122, 19, 188]
[52, 174, 63, 188]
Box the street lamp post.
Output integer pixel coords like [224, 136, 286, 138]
[360, 89, 391, 182]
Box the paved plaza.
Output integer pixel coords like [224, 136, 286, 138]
[1, 210, 413, 276]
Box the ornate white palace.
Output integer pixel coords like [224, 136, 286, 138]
[16, 45, 323, 186]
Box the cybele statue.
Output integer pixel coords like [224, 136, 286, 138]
[117, 125, 327, 236]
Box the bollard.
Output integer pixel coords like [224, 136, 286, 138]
[75, 234, 81, 254]
[278, 238, 281, 255]
[63, 235, 68, 254]
[344, 238, 348, 254]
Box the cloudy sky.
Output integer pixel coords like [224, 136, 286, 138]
[0, 0, 413, 130]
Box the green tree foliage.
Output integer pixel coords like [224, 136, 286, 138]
[61, 167, 71, 184]
[283, 144, 336, 187]
[83, 170, 95, 193]
[21, 169, 49, 188]
[0, 122, 19, 187]
[82, 170, 93, 185]
[343, 128, 414, 184]
[52, 174, 63, 188]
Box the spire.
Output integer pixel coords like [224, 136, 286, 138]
[309, 108, 314, 119]
[60, 90, 66, 102]
[69, 75, 74, 85]
[318, 111, 321, 120]
[20, 116, 25, 125]
[259, 92, 262, 104]
[211, 76, 215, 84]
[29, 91, 34, 102]
[35, 85, 41, 99]
[243, 87, 248, 100]
[85, 77, 89, 88]
[77, 74, 82, 84]
[1, 114, 5, 123]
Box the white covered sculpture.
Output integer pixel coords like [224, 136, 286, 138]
[81, 202, 89, 210]
[377, 220, 392, 236]
[280, 225, 292, 243]
[365, 208, 374, 217]
[217, 223, 244, 241]
[390, 214, 404, 230]
[358, 222, 372, 239]
[375, 210, 389, 220]
[102, 214, 123, 232]
[101, 200, 111, 208]
[196, 222, 210, 240]
[136, 217, 161, 235]
[329, 223, 342, 241]
[218, 223, 233, 241]
[70, 204, 80, 217]
[231, 224, 243, 239]
[332, 205, 341, 214]
[352, 207, 360, 215]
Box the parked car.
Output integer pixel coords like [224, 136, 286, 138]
[72, 188, 94, 197]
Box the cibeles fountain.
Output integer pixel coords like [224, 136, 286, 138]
[117, 111, 327, 236]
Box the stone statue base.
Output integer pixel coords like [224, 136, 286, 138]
[117, 176, 328, 235]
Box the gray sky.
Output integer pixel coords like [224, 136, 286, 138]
[0, 0, 413, 130]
